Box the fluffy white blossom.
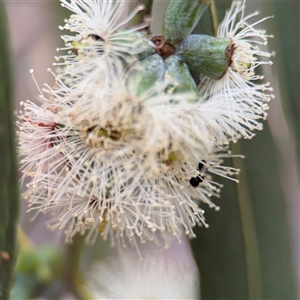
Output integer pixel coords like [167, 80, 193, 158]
[18, 67, 241, 248]
[88, 252, 199, 299]
[18, 0, 269, 249]
[199, 0, 274, 143]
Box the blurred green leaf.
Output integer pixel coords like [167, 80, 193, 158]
[11, 274, 39, 300]
[192, 172, 249, 299]
[261, 1, 300, 173]
[0, 2, 19, 299]
[191, 1, 297, 299]
[12, 245, 62, 299]
[238, 130, 296, 299]
[192, 0, 232, 36]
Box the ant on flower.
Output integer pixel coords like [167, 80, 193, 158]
[188, 160, 207, 188]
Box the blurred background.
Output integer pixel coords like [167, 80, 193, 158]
[1, 0, 299, 299]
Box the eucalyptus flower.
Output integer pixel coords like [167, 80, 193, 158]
[189, 88, 269, 145]
[88, 252, 199, 299]
[198, 0, 274, 142]
[18, 67, 240, 247]
[17, 0, 272, 249]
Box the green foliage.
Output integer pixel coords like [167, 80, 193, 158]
[0, 2, 19, 299]
[11, 246, 62, 300]
[189, 1, 297, 299]
[238, 131, 296, 299]
[262, 1, 300, 171]
[192, 0, 233, 35]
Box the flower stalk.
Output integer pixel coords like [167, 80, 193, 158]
[63, 234, 92, 299]
[0, 3, 19, 299]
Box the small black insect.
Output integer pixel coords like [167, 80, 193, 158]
[189, 174, 205, 187]
[188, 160, 207, 188]
[198, 160, 207, 174]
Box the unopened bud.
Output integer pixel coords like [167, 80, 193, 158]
[127, 54, 165, 96]
[164, 55, 199, 101]
[176, 35, 231, 80]
[163, 0, 210, 47]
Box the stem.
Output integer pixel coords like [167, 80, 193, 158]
[0, 2, 20, 299]
[129, 0, 154, 34]
[210, 0, 219, 36]
[63, 234, 92, 299]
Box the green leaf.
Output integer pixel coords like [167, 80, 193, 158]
[191, 170, 248, 299]
[163, 0, 210, 47]
[0, 2, 20, 299]
[12, 245, 62, 299]
[192, 0, 232, 36]
[236, 130, 296, 299]
[11, 273, 40, 300]
[261, 1, 300, 173]
[190, 2, 297, 299]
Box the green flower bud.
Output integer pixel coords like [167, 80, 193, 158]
[176, 35, 231, 79]
[125, 31, 157, 60]
[164, 55, 199, 101]
[127, 54, 165, 96]
[163, 0, 210, 47]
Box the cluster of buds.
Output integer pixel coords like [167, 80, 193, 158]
[17, 0, 274, 249]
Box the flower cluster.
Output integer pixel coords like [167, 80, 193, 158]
[199, 1, 274, 143]
[17, 0, 273, 249]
